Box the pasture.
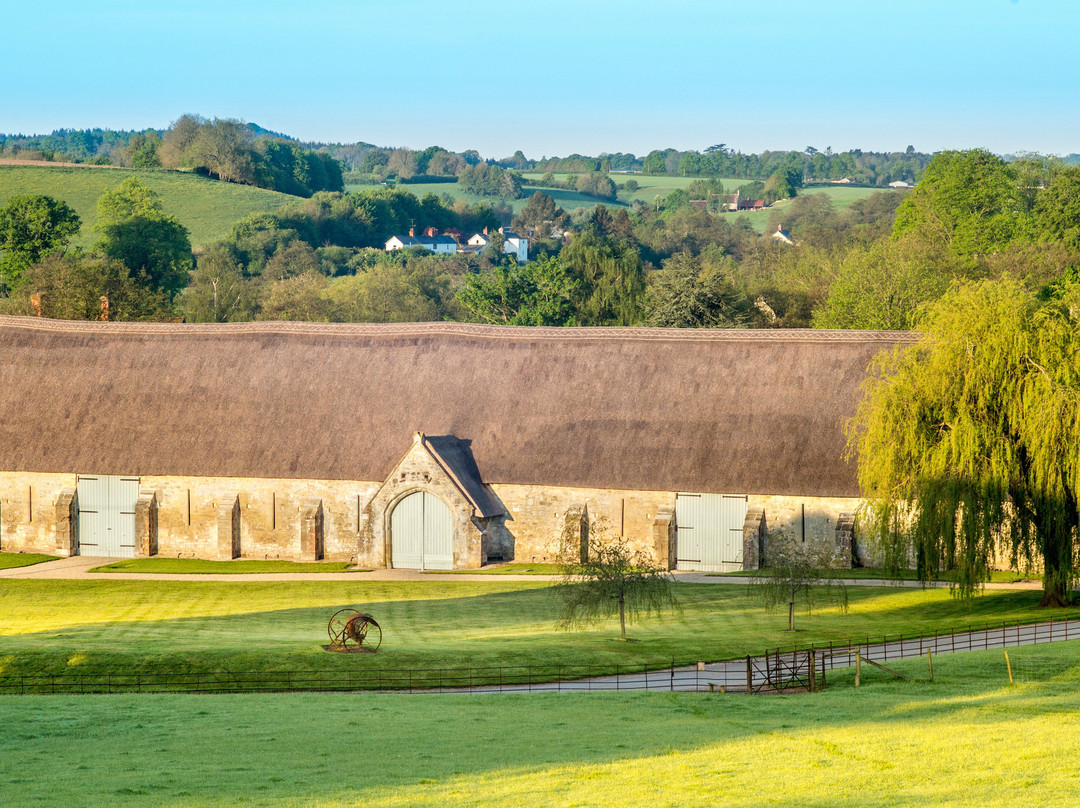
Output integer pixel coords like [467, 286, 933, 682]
[0, 164, 291, 250]
[1, 640, 1077, 807]
[0, 578, 1062, 684]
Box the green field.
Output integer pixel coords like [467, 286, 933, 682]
[2, 640, 1077, 807]
[0, 552, 57, 570]
[90, 558, 363, 574]
[0, 579, 1065, 684]
[0, 164, 292, 250]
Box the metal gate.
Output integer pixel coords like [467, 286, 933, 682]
[675, 493, 747, 572]
[390, 491, 454, 570]
[76, 475, 139, 557]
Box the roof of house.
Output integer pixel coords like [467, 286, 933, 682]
[0, 317, 917, 497]
[388, 235, 458, 247]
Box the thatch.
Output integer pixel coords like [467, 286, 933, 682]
[0, 317, 916, 497]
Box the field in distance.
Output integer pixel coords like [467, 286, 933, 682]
[0, 164, 292, 251]
[2, 640, 1077, 807]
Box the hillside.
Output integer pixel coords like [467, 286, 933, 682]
[0, 164, 293, 250]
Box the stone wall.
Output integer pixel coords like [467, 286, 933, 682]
[0, 472, 78, 553]
[490, 483, 677, 564]
[0, 468, 867, 570]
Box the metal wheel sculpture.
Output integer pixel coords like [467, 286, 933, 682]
[327, 608, 382, 652]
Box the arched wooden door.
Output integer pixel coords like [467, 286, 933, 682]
[390, 491, 454, 570]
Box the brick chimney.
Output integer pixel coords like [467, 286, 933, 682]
[425, 226, 437, 237]
[409, 226, 415, 237]
[482, 226, 488, 235]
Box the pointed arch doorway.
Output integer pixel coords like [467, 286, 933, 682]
[389, 490, 454, 570]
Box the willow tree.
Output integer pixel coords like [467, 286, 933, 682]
[849, 279, 1080, 606]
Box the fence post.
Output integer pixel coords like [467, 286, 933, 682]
[809, 649, 815, 693]
[670, 657, 675, 692]
[927, 651, 933, 682]
[855, 650, 861, 687]
[1005, 650, 1014, 684]
[746, 655, 752, 695]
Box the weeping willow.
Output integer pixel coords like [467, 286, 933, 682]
[849, 279, 1080, 606]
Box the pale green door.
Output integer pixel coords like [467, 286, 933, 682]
[390, 491, 454, 570]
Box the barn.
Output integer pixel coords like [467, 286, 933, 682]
[0, 316, 914, 570]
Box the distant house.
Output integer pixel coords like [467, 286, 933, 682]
[888, 180, 913, 189]
[771, 224, 794, 245]
[720, 192, 740, 211]
[386, 227, 458, 255]
[466, 227, 529, 262]
[830, 177, 853, 185]
[738, 198, 765, 211]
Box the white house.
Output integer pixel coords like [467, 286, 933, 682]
[771, 224, 794, 245]
[467, 227, 529, 262]
[386, 228, 459, 255]
[888, 180, 914, 189]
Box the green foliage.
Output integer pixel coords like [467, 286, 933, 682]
[0, 253, 175, 321]
[458, 163, 524, 199]
[561, 230, 646, 325]
[892, 149, 1030, 257]
[459, 257, 579, 325]
[511, 191, 570, 240]
[0, 193, 80, 289]
[574, 171, 617, 201]
[849, 279, 1080, 605]
[646, 250, 751, 328]
[750, 530, 849, 630]
[94, 177, 192, 296]
[555, 520, 680, 640]
[811, 235, 958, 330]
[180, 244, 258, 323]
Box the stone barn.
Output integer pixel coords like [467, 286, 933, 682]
[0, 317, 914, 570]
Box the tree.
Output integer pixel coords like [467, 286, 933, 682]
[512, 192, 569, 240]
[181, 245, 257, 323]
[0, 253, 174, 321]
[848, 279, 1080, 606]
[554, 518, 679, 641]
[646, 250, 751, 328]
[750, 530, 849, 631]
[561, 231, 646, 326]
[892, 149, 1030, 258]
[459, 257, 579, 325]
[0, 194, 80, 289]
[94, 177, 192, 296]
[811, 235, 957, 330]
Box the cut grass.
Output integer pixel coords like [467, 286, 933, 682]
[89, 558, 365, 574]
[1, 640, 1078, 807]
[0, 164, 292, 250]
[710, 568, 1042, 583]
[0, 552, 58, 570]
[422, 562, 564, 575]
[0, 579, 1069, 687]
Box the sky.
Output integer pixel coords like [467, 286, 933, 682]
[1, 0, 1077, 158]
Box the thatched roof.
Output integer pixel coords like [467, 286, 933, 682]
[0, 317, 916, 497]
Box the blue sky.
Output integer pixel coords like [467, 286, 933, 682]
[1, 0, 1076, 158]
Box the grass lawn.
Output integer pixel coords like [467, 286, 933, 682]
[0, 164, 292, 250]
[89, 558, 364, 574]
[711, 568, 1042, 584]
[0, 552, 58, 570]
[1, 640, 1077, 807]
[422, 562, 564, 576]
[0, 579, 1071, 686]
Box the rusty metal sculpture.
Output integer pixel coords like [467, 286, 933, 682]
[327, 608, 382, 652]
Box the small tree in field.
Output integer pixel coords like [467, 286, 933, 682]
[554, 518, 679, 641]
[751, 530, 848, 631]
